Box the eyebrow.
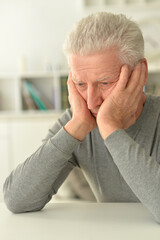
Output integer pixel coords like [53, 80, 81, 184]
[96, 76, 111, 82]
[72, 76, 111, 82]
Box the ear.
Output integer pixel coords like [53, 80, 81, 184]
[140, 58, 148, 86]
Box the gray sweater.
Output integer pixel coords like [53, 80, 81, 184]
[3, 94, 160, 222]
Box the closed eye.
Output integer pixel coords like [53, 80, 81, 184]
[101, 82, 108, 85]
[99, 81, 113, 89]
[75, 82, 87, 89]
[77, 83, 84, 86]
[99, 82, 110, 86]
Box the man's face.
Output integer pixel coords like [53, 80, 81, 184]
[69, 49, 122, 118]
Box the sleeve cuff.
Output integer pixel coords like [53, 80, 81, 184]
[50, 127, 81, 157]
[104, 129, 134, 156]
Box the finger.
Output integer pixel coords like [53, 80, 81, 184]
[67, 72, 75, 103]
[116, 64, 130, 91]
[127, 62, 142, 92]
[67, 72, 77, 96]
[67, 72, 72, 89]
[130, 63, 146, 101]
[139, 62, 146, 89]
[134, 93, 144, 118]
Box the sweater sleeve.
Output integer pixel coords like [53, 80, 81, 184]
[104, 129, 160, 223]
[3, 109, 81, 213]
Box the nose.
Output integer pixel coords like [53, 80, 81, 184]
[87, 85, 103, 110]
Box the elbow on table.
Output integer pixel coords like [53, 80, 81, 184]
[4, 201, 27, 214]
[4, 198, 44, 214]
[3, 193, 44, 214]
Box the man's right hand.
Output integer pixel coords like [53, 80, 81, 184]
[64, 72, 96, 141]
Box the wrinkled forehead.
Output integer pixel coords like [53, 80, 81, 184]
[69, 50, 122, 82]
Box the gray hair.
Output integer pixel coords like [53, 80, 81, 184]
[63, 12, 144, 68]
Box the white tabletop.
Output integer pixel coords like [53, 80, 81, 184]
[0, 202, 160, 240]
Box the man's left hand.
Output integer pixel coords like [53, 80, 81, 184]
[97, 62, 146, 140]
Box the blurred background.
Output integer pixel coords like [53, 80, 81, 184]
[0, 0, 160, 202]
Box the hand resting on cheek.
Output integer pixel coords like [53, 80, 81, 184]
[97, 62, 147, 139]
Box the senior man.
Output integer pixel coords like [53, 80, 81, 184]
[3, 12, 160, 222]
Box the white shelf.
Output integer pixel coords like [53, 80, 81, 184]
[0, 70, 69, 113]
[83, 0, 160, 7]
[0, 110, 63, 120]
[82, 1, 160, 20]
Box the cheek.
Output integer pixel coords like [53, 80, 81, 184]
[76, 88, 87, 101]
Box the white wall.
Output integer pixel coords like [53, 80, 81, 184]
[0, 0, 83, 72]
